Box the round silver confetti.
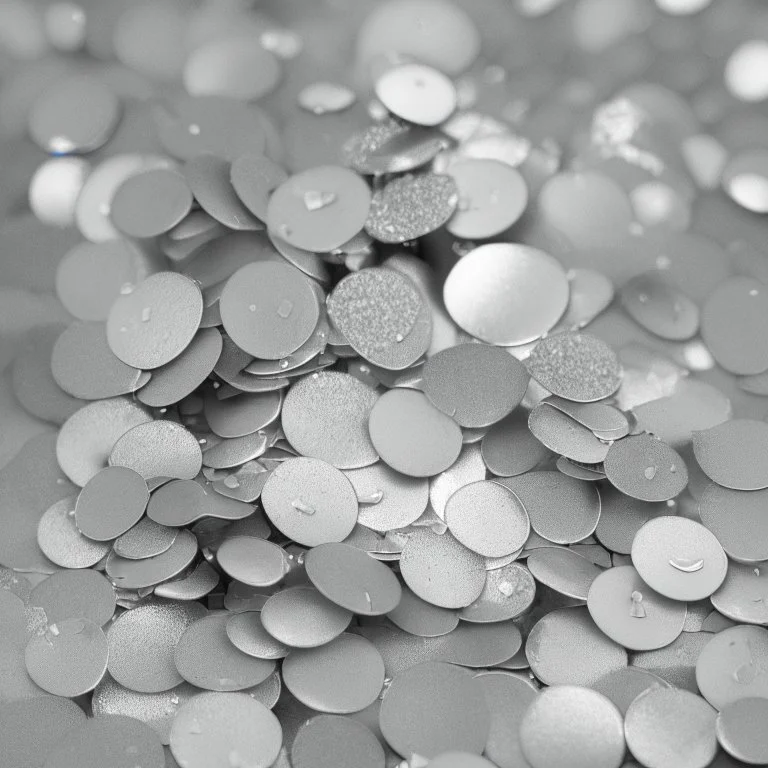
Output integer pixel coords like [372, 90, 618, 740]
[217, 536, 288, 587]
[37, 496, 110, 568]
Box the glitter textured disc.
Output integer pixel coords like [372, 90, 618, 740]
[57, 397, 152, 487]
[113, 517, 178, 560]
[379, 661, 490, 759]
[525, 607, 628, 686]
[399, 528, 486, 609]
[109, 421, 202, 481]
[624, 687, 717, 768]
[174, 614, 276, 691]
[25, 618, 108, 697]
[107, 272, 203, 370]
[423, 343, 529, 428]
[107, 599, 206, 694]
[365, 172, 458, 244]
[170, 692, 282, 768]
[280, 371, 379, 469]
[631, 516, 727, 601]
[327, 267, 430, 371]
[260, 586, 352, 648]
[519, 686, 625, 768]
[291, 715, 385, 768]
[368, 389, 463, 478]
[443, 244, 569, 346]
[37, 496, 111, 568]
[526, 332, 621, 402]
[604, 434, 688, 502]
[282, 633, 385, 713]
[444, 480, 530, 558]
[267, 165, 371, 253]
[261, 457, 358, 546]
[587, 566, 687, 650]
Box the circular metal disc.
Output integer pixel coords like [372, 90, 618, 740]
[230, 154, 287, 221]
[481, 409, 551, 477]
[107, 599, 206, 693]
[386, 585, 459, 637]
[701, 277, 768, 375]
[75, 466, 149, 541]
[267, 165, 371, 252]
[587, 566, 687, 651]
[699, 484, 768, 563]
[0, 695, 86, 768]
[528, 404, 611, 464]
[282, 633, 385, 714]
[30, 569, 115, 627]
[107, 272, 203, 370]
[170, 692, 282, 768]
[711, 561, 768, 624]
[25, 617, 108, 697]
[695, 626, 768, 710]
[604, 434, 688, 502]
[368, 389, 463, 478]
[111, 168, 193, 238]
[693, 419, 768, 491]
[281, 371, 379, 469]
[624, 687, 717, 768]
[261, 457, 358, 547]
[443, 244, 569, 346]
[37, 496, 111, 568]
[446, 159, 528, 239]
[305, 542, 402, 616]
[379, 662, 490, 759]
[591, 667, 671, 716]
[57, 398, 152, 487]
[28, 74, 120, 154]
[496, 472, 601, 544]
[526, 332, 622, 402]
[527, 547, 602, 601]
[631, 516, 727, 601]
[113, 518, 178, 560]
[204, 390, 281, 439]
[51, 321, 149, 401]
[716, 698, 768, 765]
[525, 607, 628, 686]
[519, 685, 625, 768]
[45, 715, 164, 768]
[109, 421, 202, 481]
[292, 715, 384, 768]
[217, 537, 288, 587]
[346, 462, 429, 532]
[444, 480, 530, 558]
[459, 561, 536, 623]
[174, 614, 275, 691]
[423, 343, 529, 428]
[375, 63, 456, 127]
[399, 528, 486, 609]
[155, 560, 220, 602]
[226, 612, 291, 660]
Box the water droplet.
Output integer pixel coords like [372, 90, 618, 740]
[188, 719, 203, 735]
[358, 489, 384, 504]
[630, 590, 647, 618]
[644, 465, 657, 480]
[249, 304, 256, 312]
[292, 498, 315, 515]
[188, 124, 201, 136]
[224, 475, 240, 489]
[750, 289, 760, 297]
[395, 333, 404, 343]
[120, 282, 134, 295]
[303, 190, 337, 211]
[277, 299, 293, 318]
[279, 359, 289, 369]
[497, 580, 515, 597]
[734, 662, 758, 685]
[669, 557, 705, 572]
[141, 307, 151, 322]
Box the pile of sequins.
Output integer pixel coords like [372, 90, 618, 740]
[3, 0, 768, 766]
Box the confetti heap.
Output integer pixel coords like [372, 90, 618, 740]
[3, 0, 768, 767]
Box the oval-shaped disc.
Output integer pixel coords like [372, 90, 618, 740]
[444, 244, 569, 346]
[217, 537, 288, 587]
[693, 419, 768, 491]
[30, 569, 116, 627]
[282, 633, 385, 713]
